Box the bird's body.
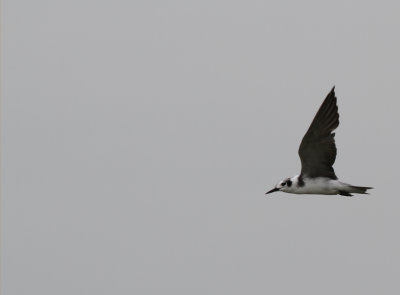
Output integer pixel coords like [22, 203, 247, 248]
[266, 87, 372, 197]
[278, 175, 368, 196]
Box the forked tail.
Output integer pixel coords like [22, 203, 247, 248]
[349, 185, 373, 194]
[339, 185, 373, 196]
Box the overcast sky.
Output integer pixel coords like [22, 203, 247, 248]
[2, 1, 400, 294]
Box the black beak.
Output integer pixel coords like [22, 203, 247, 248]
[265, 188, 279, 194]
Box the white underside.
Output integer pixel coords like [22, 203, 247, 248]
[282, 176, 351, 195]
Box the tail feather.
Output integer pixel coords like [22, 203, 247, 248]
[349, 185, 373, 194]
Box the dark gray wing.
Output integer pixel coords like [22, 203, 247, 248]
[298, 87, 339, 179]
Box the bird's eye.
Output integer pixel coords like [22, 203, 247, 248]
[281, 182, 286, 186]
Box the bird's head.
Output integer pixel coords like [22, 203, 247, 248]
[265, 178, 292, 194]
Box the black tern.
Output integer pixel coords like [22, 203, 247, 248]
[266, 87, 372, 196]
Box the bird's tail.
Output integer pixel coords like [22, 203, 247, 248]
[348, 185, 373, 194]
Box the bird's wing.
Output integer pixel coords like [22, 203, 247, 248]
[298, 87, 339, 179]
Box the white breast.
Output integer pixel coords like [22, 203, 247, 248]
[284, 176, 344, 195]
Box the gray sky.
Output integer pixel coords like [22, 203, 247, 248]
[2, 1, 400, 294]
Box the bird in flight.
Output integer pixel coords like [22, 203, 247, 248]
[266, 87, 372, 197]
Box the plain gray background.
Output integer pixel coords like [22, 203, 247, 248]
[2, 0, 399, 294]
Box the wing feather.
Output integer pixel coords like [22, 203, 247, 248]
[298, 87, 339, 179]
